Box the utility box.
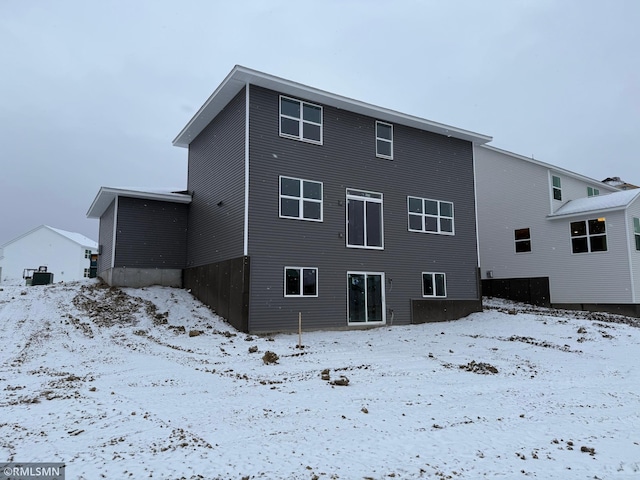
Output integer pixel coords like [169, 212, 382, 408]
[31, 266, 54, 286]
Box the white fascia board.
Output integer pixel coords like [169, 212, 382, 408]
[87, 187, 192, 219]
[173, 65, 493, 148]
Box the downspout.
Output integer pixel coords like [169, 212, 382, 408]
[243, 83, 250, 257]
[111, 196, 118, 270]
[624, 210, 636, 303]
[472, 144, 481, 298]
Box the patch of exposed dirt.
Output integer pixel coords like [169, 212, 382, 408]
[459, 361, 498, 374]
[501, 335, 581, 353]
[72, 283, 169, 328]
[484, 298, 640, 328]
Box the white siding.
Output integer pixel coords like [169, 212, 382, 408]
[475, 145, 629, 304]
[628, 201, 640, 303]
[0, 226, 96, 283]
[547, 210, 632, 303]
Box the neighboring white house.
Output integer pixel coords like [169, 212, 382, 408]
[0, 225, 98, 284]
[475, 145, 640, 316]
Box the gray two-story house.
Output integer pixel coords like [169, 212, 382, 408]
[89, 66, 492, 332]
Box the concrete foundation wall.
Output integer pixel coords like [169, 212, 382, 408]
[100, 268, 182, 288]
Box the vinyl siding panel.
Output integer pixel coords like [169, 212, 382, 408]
[247, 85, 478, 332]
[628, 201, 640, 303]
[475, 146, 633, 304]
[114, 197, 188, 268]
[98, 200, 115, 276]
[186, 88, 245, 267]
[547, 209, 632, 303]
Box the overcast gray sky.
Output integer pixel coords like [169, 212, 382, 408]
[1, 0, 638, 246]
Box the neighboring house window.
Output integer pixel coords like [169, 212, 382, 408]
[284, 267, 318, 297]
[571, 218, 607, 253]
[422, 272, 446, 297]
[515, 228, 532, 253]
[347, 189, 383, 249]
[552, 175, 562, 201]
[634, 217, 640, 251]
[279, 176, 323, 221]
[83, 268, 90, 278]
[587, 187, 600, 197]
[376, 121, 393, 159]
[84, 249, 91, 259]
[347, 272, 385, 324]
[407, 196, 454, 235]
[279, 96, 322, 144]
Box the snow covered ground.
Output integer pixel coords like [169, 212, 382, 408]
[1, 280, 639, 479]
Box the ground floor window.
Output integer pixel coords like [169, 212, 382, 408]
[83, 268, 90, 278]
[284, 267, 318, 297]
[422, 272, 446, 297]
[515, 228, 531, 253]
[347, 272, 385, 324]
[570, 218, 607, 253]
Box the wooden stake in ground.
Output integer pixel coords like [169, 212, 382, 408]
[298, 311, 302, 348]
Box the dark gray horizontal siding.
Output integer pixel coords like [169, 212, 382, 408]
[187, 88, 246, 268]
[247, 85, 478, 332]
[97, 200, 115, 276]
[114, 197, 188, 268]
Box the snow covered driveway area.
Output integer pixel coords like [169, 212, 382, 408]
[1, 280, 639, 479]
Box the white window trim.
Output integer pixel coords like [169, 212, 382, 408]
[346, 271, 386, 325]
[551, 174, 562, 201]
[422, 272, 447, 298]
[634, 217, 640, 252]
[279, 95, 323, 145]
[587, 186, 600, 197]
[284, 266, 318, 298]
[346, 188, 384, 250]
[375, 121, 393, 160]
[570, 219, 608, 254]
[514, 227, 532, 254]
[279, 176, 323, 222]
[407, 196, 455, 236]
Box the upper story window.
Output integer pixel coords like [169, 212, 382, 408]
[571, 218, 607, 253]
[587, 187, 600, 197]
[408, 196, 454, 235]
[422, 272, 446, 297]
[515, 228, 531, 253]
[84, 249, 91, 259]
[376, 121, 393, 159]
[284, 267, 318, 297]
[279, 176, 323, 222]
[347, 189, 383, 249]
[634, 217, 640, 251]
[552, 175, 562, 201]
[279, 96, 322, 144]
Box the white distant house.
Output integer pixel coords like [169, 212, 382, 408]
[0, 225, 98, 284]
[475, 145, 640, 317]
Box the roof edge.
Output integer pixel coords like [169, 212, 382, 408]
[87, 187, 192, 219]
[173, 65, 492, 148]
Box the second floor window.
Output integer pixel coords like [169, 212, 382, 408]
[571, 218, 607, 253]
[635, 217, 640, 251]
[376, 121, 393, 159]
[279, 176, 323, 221]
[552, 175, 562, 201]
[280, 96, 322, 144]
[347, 189, 383, 249]
[587, 186, 600, 197]
[515, 228, 531, 253]
[408, 196, 454, 235]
